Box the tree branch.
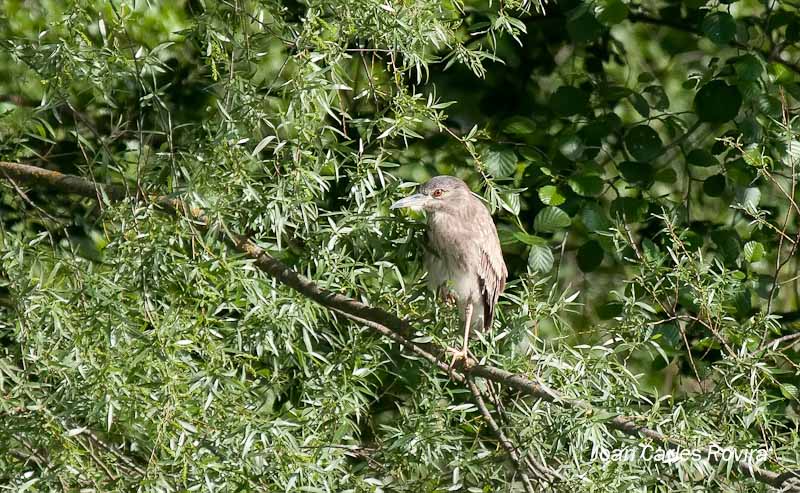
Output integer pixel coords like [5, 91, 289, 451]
[465, 376, 537, 493]
[2, 161, 798, 491]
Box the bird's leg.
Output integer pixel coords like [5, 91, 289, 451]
[448, 304, 472, 369]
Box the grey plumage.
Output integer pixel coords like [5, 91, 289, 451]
[391, 175, 508, 359]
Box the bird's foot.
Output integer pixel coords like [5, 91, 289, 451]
[439, 290, 457, 307]
[446, 346, 470, 371]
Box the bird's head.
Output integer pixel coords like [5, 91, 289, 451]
[390, 175, 473, 214]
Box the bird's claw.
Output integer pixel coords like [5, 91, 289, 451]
[446, 347, 469, 371]
[439, 289, 457, 307]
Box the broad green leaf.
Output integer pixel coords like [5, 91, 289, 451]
[780, 383, 799, 400]
[568, 175, 605, 197]
[702, 12, 736, 44]
[687, 149, 719, 167]
[513, 231, 547, 246]
[566, 5, 604, 43]
[581, 202, 611, 231]
[653, 323, 681, 350]
[534, 206, 572, 232]
[595, 0, 629, 25]
[743, 241, 765, 262]
[596, 301, 623, 319]
[577, 240, 604, 272]
[655, 167, 678, 183]
[629, 92, 650, 118]
[618, 161, 655, 184]
[739, 116, 763, 144]
[551, 86, 590, 116]
[703, 174, 726, 197]
[502, 116, 537, 135]
[483, 146, 517, 177]
[734, 54, 763, 81]
[538, 185, 566, 206]
[610, 197, 648, 222]
[559, 134, 584, 161]
[769, 62, 795, 84]
[625, 125, 663, 162]
[740, 187, 761, 211]
[695, 80, 742, 123]
[528, 244, 554, 272]
[711, 229, 741, 263]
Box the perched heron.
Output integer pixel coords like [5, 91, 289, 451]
[391, 175, 508, 365]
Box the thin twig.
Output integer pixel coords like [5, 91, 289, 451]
[465, 376, 538, 492]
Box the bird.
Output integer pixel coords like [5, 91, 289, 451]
[391, 175, 508, 366]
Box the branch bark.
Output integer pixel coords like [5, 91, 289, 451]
[2, 161, 798, 491]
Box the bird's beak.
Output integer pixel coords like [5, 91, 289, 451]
[390, 193, 429, 211]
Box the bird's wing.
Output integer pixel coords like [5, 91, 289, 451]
[473, 207, 508, 330]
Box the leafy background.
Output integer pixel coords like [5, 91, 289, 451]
[1, 0, 799, 491]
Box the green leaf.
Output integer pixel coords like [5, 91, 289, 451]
[703, 174, 726, 197]
[577, 240, 604, 272]
[769, 62, 795, 84]
[625, 125, 663, 162]
[734, 54, 763, 81]
[702, 12, 736, 44]
[581, 202, 611, 231]
[780, 383, 799, 400]
[695, 80, 742, 123]
[710, 229, 741, 263]
[728, 157, 757, 185]
[757, 94, 782, 119]
[653, 323, 681, 350]
[600, 84, 632, 101]
[513, 232, 547, 246]
[538, 185, 566, 206]
[566, 5, 605, 43]
[740, 187, 762, 211]
[655, 167, 678, 183]
[687, 149, 719, 167]
[595, 0, 629, 25]
[786, 82, 800, 102]
[558, 134, 584, 161]
[568, 175, 605, 197]
[596, 301, 623, 319]
[534, 206, 572, 233]
[483, 146, 517, 177]
[610, 197, 648, 222]
[528, 244, 554, 272]
[638, 73, 655, 83]
[739, 117, 762, 145]
[628, 92, 650, 118]
[618, 161, 655, 184]
[502, 116, 537, 136]
[743, 241, 765, 262]
[788, 20, 800, 43]
[551, 86, 590, 116]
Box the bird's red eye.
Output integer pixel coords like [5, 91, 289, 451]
[432, 189, 443, 198]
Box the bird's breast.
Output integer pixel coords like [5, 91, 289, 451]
[424, 243, 480, 305]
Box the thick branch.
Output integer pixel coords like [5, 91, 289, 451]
[1, 161, 798, 491]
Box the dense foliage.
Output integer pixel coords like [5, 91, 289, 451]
[1, 0, 800, 490]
